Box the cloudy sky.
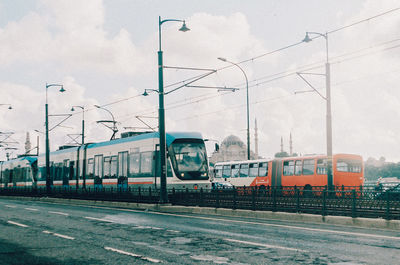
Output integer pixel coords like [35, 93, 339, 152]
[1, 0, 400, 162]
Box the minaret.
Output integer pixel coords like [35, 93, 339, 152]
[254, 118, 258, 159]
[280, 136, 284, 153]
[25, 132, 31, 155]
[289, 132, 293, 156]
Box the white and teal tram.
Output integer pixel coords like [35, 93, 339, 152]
[34, 132, 210, 191]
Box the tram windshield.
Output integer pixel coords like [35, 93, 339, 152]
[169, 139, 208, 180]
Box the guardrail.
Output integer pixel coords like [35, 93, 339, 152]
[0, 186, 399, 220]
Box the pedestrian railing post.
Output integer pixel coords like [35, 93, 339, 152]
[233, 187, 237, 210]
[216, 189, 220, 208]
[252, 187, 256, 211]
[296, 188, 300, 213]
[322, 189, 327, 216]
[272, 187, 277, 212]
[352, 189, 357, 218]
[200, 188, 204, 207]
[386, 191, 391, 220]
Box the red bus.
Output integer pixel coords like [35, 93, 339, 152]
[213, 154, 364, 190]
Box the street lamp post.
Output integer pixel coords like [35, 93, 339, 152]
[94, 105, 118, 140]
[158, 16, 190, 203]
[217, 57, 250, 160]
[71, 106, 85, 144]
[45, 83, 65, 194]
[302, 31, 333, 191]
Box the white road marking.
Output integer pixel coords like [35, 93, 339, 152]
[85, 216, 115, 223]
[224, 238, 306, 252]
[7, 221, 28, 227]
[25, 208, 38, 211]
[5, 205, 16, 208]
[42, 230, 74, 240]
[48, 211, 69, 216]
[166, 230, 180, 233]
[53, 233, 75, 240]
[35, 201, 400, 241]
[104, 246, 161, 263]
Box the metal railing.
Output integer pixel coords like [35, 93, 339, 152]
[0, 186, 399, 220]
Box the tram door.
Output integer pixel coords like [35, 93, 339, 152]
[154, 144, 160, 189]
[271, 160, 282, 188]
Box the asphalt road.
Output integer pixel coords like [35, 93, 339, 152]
[0, 198, 399, 264]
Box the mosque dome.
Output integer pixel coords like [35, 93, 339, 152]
[221, 135, 245, 148]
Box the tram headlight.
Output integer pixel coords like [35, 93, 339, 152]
[181, 173, 184, 177]
[201, 173, 207, 177]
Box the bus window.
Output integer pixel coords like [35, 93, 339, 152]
[337, 159, 362, 173]
[214, 165, 223, 178]
[239, 164, 249, 177]
[283, 160, 294, 176]
[303, 159, 315, 175]
[249, 163, 259, 177]
[317, 159, 327, 175]
[258, 162, 268, 176]
[231, 164, 240, 178]
[295, 160, 302, 175]
[222, 165, 231, 178]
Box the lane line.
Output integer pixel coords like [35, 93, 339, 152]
[25, 208, 38, 211]
[166, 230, 180, 233]
[224, 238, 306, 252]
[53, 233, 75, 240]
[7, 221, 29, 228]
[104, 246, 161, 263]
[33, 201, 400, 241]
[48, 211, 69, 216]
[42, 230, 74, 240]
[84, 216, 115, 223]
[5, 205, 16, 208]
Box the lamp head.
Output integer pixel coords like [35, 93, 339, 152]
[94, 104, 100, 108]
[179, 21, 190, 32]
[8, 106, 12, 110]
[71, 107, 75, 111]
[303, 32, 312, 43]
[142, 91, 149, 96]
[59, 86, 66, 92]
[217, 57, 227, 62]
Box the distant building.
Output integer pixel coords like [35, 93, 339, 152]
[209, 135, 258, 165]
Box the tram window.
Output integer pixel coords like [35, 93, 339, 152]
[103, 157, 111, 179]
[240, 164, 249, 177]
[87, 159, 94, 179]
[129, 152, 140, 176]
[64, 159, 70, 180]
[140, 152, 152, 175]
[214, 165, 223, 178]
[249, 163, 259, 177]
[222, 165, 231, 178]
[283, 160, 294, 176]
[258, 162, 268, 176]
[231, 164, 240, 178]
[317, 159, 327, 175]
[110, 156, 117, 178]
[94, 155, 103, 179]
[303, 159, 315, 175]
[118, 152, 128, 177]
[295, 160, 302, 175]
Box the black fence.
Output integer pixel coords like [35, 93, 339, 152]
[1, 186, 399, 220]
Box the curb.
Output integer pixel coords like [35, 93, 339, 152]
[2, 196, 400, 231]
